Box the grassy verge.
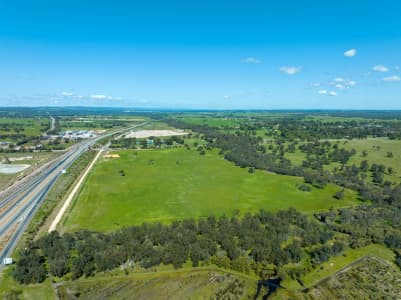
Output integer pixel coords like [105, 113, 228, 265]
[0, 150, 97, 298]
[25, 150, 97, 239]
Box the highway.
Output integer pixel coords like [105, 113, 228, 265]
[0, 122, 148, 270]
[49, 116, 56, 132]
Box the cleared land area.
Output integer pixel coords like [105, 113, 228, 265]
[0, 163, 30, 174]
[307, 256, 401, 299]
[64, 148, 360, 232]
[275, 244, 397, 299]
[0, 152, 60, 190]
[124, 129, 187, 138]
[56, 268, 257, 300]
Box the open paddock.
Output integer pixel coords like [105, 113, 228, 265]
[64, 148, 360, 232]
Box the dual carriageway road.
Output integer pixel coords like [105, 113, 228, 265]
[0, 122, 148, 271]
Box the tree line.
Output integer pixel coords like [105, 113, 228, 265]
[13, 209, 338, 284]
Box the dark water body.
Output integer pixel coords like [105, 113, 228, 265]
[254, 278, 283, 299]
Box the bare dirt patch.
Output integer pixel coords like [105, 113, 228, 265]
[8, 156, 33, 162]
[0, 164, 30, 174]
[124, 130, 187, 139]
[103, 154, 120, 159]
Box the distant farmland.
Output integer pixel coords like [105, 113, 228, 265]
[64, 148, 360, 232]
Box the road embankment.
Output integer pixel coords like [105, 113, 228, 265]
[48, 148, 104, 232]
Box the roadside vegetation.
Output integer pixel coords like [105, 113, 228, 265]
[0, 152, 60, 190]
[26, 150, 97, 238]
[0, 150, 98, 299]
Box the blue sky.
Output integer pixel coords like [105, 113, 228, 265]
[0, 0, 400, 109]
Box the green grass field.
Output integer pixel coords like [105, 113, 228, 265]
[283, 137, 401, 185]
[64, 148, 360, 232]
[0, 117, 48, 141]
[343, 138, 401, 181]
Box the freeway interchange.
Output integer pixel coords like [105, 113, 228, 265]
[0, 122, 147, 271]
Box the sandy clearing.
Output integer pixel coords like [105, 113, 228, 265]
[124, 129, 188, 139]
[103, 153, 120, 158]
[0, 164, 30, 174]
[8, 156, 33, 162]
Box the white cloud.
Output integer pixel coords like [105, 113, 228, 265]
[61, 91, 73, 96]
[280, 66, 302, 75]
[311, 83, 321, 87]
[344, 49, 357, 57]
[241, 57, 262, 64]
[373, 65, 389, 72]
[223, 95, 231, 100]
[89, 94, 113, 100]
[318, 90, 336, 96]
[330, 78, 356, 89]
[383, 75, 401, 82]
